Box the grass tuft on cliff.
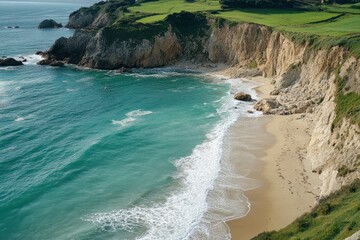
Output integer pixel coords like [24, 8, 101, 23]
[333, 72, 360, 128]
[251, 179, 360, 240]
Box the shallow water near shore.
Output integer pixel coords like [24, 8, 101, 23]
[0, 1, 260, 239]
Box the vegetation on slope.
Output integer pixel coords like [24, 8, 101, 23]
[252, 179, 360, 240]
[102, 11, 210, 45]
[333, 71, 360, 128]
[70, 0, 135, 20]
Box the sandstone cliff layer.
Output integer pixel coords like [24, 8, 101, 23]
[43, 14, 360, 197]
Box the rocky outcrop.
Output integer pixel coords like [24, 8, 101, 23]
[234, 92, 252, 101]
[42, 13, 359, 197]
[41, 30, 94, 65]
[38, 19, 63, 29]
[254, 99, 281, 114]
[79, 28, 182, 69]
[37, 59, 64, 67]
[0, 58, 23, 66]
[66, 8, 110, 29]
[43, 12, 208, 69]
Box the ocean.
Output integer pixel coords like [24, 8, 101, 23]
[0, 1, 259, 239]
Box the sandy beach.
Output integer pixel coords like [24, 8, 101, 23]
[224, 75, 321, 239]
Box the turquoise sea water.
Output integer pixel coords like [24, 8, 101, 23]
[0, 1, 259, 239]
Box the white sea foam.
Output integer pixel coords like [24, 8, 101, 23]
[21, 54, 43, 65]
[84, 74, 262, 239]
[84, 115, 234, 239]
[112, 117, 136, 127]
[66, 88, 77, 92]
[76, 77, 94, 83]
[125, 110, 153, 117]
[130, 69, 197, 79]
[0, 66, 16, 71]
[15, 117, 25, 122]
[112, 110, 153, 127]
[206, 113, 216, 119]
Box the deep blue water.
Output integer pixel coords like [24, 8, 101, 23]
[0, 1, 257, 239]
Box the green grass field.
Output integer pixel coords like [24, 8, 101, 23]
[216, 9, 339, 27]
[278, 14, 360, 36]
[129, 0, 220, 14]
[321, 3, 360, 14]
[129, 0, 360, 38]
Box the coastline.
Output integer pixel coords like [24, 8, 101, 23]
[226, 114, 321, 239]
[220, 74, 321, 239]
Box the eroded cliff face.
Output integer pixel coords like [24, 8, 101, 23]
[43, 20, 359, 197]
[78, 27, 182, 69]
[205, 25, 359, 197]
[207, 24, 360, 197]
[307, 58, 360, 196]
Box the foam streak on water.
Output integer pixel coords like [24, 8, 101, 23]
[83, 77, 261, 239]
[112, 110, 153, 127]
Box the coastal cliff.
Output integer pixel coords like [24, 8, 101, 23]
[207, 23, 360, 197]
[42, 11, 360, 197]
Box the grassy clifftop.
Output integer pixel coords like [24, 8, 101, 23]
[128, 0, 360, 36]
[71, 0, 360, 52]
[83, 0, 360, 56]
[252, 179, 360, 240]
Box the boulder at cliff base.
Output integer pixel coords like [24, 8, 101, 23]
[234, 92, 252, 101]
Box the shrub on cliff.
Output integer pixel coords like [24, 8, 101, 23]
[165, 11, 208, 37]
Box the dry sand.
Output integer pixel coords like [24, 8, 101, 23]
[224, 75, 321, 239]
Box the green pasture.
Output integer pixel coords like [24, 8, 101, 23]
[216, 9, 339, 27]
[129, 0, 220, 14]
[279, 14, 360, 36]
[129, 0, 360, 38]
[321, 3, 360, 14]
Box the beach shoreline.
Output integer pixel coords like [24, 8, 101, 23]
[133, 64, 322, 239]
[217, 73, 321, 239]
